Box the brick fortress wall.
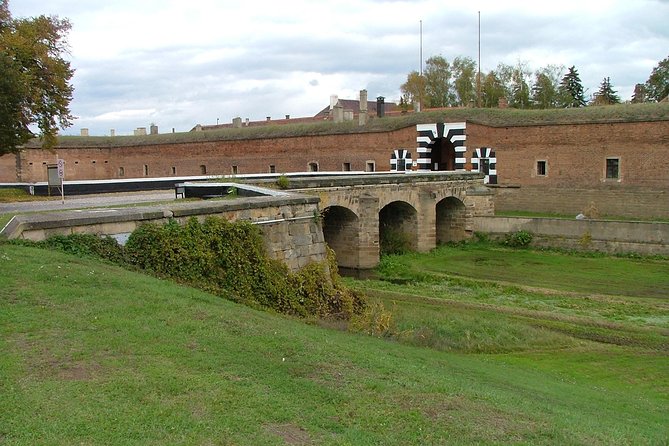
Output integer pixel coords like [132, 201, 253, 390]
[2, 119, 667, 218]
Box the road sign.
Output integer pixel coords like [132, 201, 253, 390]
[57, 159, 65, 178]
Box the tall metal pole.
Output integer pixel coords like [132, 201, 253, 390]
[420, 20, 423, 76]
[477, 11, 481, 108]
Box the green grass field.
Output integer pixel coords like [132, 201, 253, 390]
[1, 243, 667, 445]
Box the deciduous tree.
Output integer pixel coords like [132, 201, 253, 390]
[644, 55, 669, 102]
[0, 0, 74, 155]
[482, 71, 505, 108]
[531, 65, 563, 108]
[400, 71, 426, 109]
[424, 55, 455, 108]
[452, 56, 476, 106]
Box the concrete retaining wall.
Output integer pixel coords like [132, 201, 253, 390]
[474, 216, 669, 255]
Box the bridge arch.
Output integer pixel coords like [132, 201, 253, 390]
[379, 201, 418, 254]
[321, 205, 360, 269]
[436, 196, 467, 243]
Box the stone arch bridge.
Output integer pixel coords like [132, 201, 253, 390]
[287, 172, 494, 270]
[2, 172, 494, 272]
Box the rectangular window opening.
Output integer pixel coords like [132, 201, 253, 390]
[537, 160, 547, 176]
[200, 165, 207, 175]
[366, 161, 375, 172]
[143, 164, 149, 176]
[231, 165, 238, 175]
[118, 166, 125, 177]
[171, 166, 177, 175]
[606, 158, 619, 179]
[342, 162, 351, 171]
[269, 165, 276, 173]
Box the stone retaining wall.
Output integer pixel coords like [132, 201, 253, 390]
[474, 216, 669, 255]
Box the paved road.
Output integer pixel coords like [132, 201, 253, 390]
[0, 190, 176, 214]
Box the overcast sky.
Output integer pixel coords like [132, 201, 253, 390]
[11, 0, 669, 136]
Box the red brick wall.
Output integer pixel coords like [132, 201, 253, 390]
[467, 120, 669, 189]
[4, 120, 668, 219]
[12, 129, 417, 182]
[0, 153, 18, 182]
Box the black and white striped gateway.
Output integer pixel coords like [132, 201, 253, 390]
[471, 147, 497, 184]
[390, 149, 413, 171]
[415, 122, 467, 171]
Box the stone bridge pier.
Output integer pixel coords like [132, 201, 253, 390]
[290, 172, 494, 270]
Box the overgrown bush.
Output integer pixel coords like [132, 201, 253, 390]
[124, 217, 364, 319]
[503, 230, 533, 248]
[380, 227, 413, 255]
[276, 175, 290, 189]
[10, 217, 368, 322]
[16, 233, 127, 264]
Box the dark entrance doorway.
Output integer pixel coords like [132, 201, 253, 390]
[429, 138, 456, 171]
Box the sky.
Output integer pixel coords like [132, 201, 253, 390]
[11, 0, 669, 136]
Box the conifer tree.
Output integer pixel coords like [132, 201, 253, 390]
[591, 77, 620, 105]
[558, 66, 586, 107]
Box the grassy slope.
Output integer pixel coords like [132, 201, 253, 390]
[1, 244, 667, 445]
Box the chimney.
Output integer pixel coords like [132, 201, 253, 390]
[266, 116, 271, 121]
[359, 89, 368, 126]
[134, 127, 147, 136]
[330, 94, 338, 110]
[110, 129, 115, 137]
[232, 117, 242, 128]
[285, 114, 290, 120]
[80, 128, 89, 137]
[150, 124, 158, 135]
[376, 96, 385, 118]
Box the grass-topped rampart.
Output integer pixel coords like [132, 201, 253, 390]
[22, 102, 669, 149]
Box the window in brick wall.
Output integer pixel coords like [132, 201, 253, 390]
[536, 160, 547, 176]
[171, 166, 176, 175]
[231, 165, 238, 175]
[342, 162, 351, 171]
[200, 165, 207, 175]
[118, 167, 125, 177]
[308, 162, 319, 172]
[606, 157, 620, 179]
[143, 164, 149, 176]
[269, 164, 276, 173]
[366, 161, 375, 172]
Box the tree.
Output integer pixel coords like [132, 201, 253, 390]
[0, 0, 74, 155]
[630, 83, 646, 103]
[424, 55, 455, 108]
[481, 71, 505, 107]
[644, 55, 669, 102]
[591, 77, 620, 105]
[531, 65, 563, 109]
[452, 56, 476, 106]
[558, 66, 586, 107]
[509, 65, 531, 108]
[400, 70, 426, 109]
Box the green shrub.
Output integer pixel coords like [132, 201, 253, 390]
[13, 233, 127, 264]
[124, 217, 364, 319]
[503, 230, 533, 248]
[276, 175, 290, 189]
[380, 228, 412, 255]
